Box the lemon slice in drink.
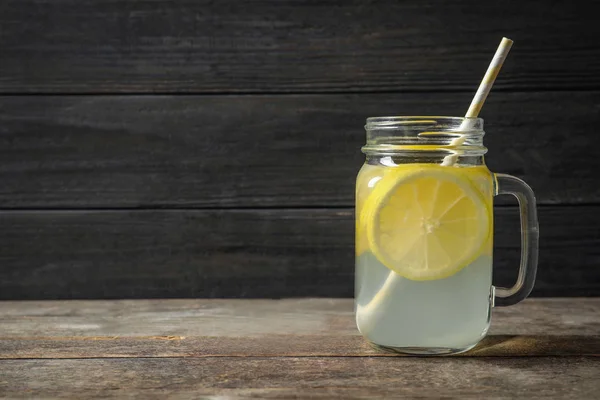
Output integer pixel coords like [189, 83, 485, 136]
[355, 164, 386, 256]
[363, 166, 491, 281]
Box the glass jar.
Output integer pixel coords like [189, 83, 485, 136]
[355, 116, 539, 355]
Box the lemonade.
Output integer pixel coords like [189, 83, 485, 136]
[355, 39, 539, 354]
[355, 161, 495, 353]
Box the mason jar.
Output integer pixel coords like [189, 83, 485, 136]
[355, 116, 539, 355]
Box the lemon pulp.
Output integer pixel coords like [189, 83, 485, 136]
[357, 164, 492, 281]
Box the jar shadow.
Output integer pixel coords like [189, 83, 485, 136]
[457, 335, 600, 357]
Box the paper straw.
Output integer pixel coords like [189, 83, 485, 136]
[465, 37, 513, 118]
[358, 38, 514, 323]
[442, 37, 513, 166]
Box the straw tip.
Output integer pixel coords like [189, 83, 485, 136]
[502, 37, 514, 44]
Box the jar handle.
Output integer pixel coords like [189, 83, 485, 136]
[493, 173, 539, 307]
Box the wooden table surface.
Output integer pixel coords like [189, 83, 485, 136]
[0, 298, 599, 399]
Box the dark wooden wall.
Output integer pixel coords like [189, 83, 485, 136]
[1, 0, 599, 299]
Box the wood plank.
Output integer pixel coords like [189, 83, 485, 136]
[0, 357, 598, 399]
[2, 299, 598, 359]
[0, 206, 599, 299]
[1, 335, 599, 359]
[1, 92, 598, 208]
[2, 299, 597, 397]
[1, 0, 598, 93]
[1, 299, 598, 337]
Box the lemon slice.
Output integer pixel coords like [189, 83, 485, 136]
[362, 166, 491, 281]
[356, 165, 385, 256]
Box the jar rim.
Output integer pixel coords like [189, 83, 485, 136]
[362, 116, 486, 156]
[365, 116, 483, 130]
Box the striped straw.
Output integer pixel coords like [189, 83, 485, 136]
[442, 37, 513, 166]
[465, 37, 513, 118]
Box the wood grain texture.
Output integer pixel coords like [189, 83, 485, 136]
[2, 335, 600, 359]
[1, 91, 599, 208]
[1, 299, 598, 398]
[1, 298, 598, 337]
[1, 0, 598, 93]
[0, 357, 599, 399]
[0, 206, 599, 299]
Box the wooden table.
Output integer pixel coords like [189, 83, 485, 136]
[0, 298, 599, 399]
